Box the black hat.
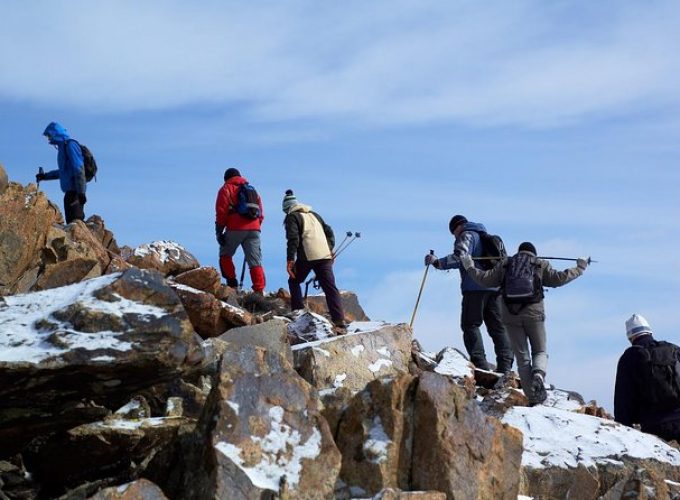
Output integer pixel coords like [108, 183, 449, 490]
[449, 215, 468, 234]
[518, 242, 537, 255]
[224, 168, 241, 181]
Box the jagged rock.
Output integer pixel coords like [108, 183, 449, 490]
[0, 268, 204, 457]
[0, 182, 62, 296]
[336, 374, 417, 496]
[23, 415, 190, 495]
[173, 266, 221, 295]
[218, 319, 293, 365]
[432, 346, 477, 397]
[126, 240, 199, 276]
[177, 345, 341, 499]
[293, 324, 412, 394]
[288, 310, 335, 344]
[411, 371, 523, 499]
[85, 215, 121, 254]
[87, 479, 169, 499]
[0, 162, 8, 196]
[503, 405, 680, 499]
[306, 290, 370, 321]
[0, 456, 40, 498]
[170, 283, 252, 338]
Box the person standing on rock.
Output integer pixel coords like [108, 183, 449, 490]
[425, 215, 514, 375]
[282, 190, 347, 333]
[614, 314, 680, 441]
[215, 168, 266, 294]
[36, 122, 87, 223]
[460, 242, 588, 405]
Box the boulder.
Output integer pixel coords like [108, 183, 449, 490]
[306, 290, 370, 321]
[369, 489, 447, 499]
[293, 323, 412, 394]
[173, 266, 221, 296]
[0, 162, 7, 195]
[177, 344, 341, 499]
[218, 319, 293, 365]
[0, 268, 204, 457]
[126, 240, 199, 276]
[88, 479, 169, 499]
[411, 371, 523, 499]
[503, 405, 680, 499]
[85, 215, 121, 254]
[336, 374, 417, 496]
[170, 283, 252, 338]
[0, 182, 62, 296]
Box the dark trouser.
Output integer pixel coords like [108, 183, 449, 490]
[643, 412, 680, 442]
[64, 191, 86, 224]
[289, 259, 345, 324]
[461, 291, 513, 372]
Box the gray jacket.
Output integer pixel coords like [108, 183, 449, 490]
[465, 250, 584, 319]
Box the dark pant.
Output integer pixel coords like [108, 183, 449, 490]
[64, 191, 86, 224]
[289, 259, 345, 324]
[461, 291, 513, 372]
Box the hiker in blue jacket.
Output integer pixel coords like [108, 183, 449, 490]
[37, 122, 87, 223]
[424, 214, 513, 374]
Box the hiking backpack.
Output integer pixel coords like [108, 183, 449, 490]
[65, 139, 98, 182]
[502, 252, 543, 309]
[232, 182, 261, 220]
[475, 231, 507, 270]
[637, 341, 680, 411]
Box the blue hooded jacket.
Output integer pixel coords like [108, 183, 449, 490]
[43, 122, 86, 194]
[437, 221, 498, 292]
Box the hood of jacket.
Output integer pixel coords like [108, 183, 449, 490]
[288, 203, 312, 214]
[43, 122, 70, 145]
[461, 221, 487, 233]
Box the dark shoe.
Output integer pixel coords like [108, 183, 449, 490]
[226, 278, 238, 288]
[494, 372, 515, 390]
[531, 372, 547, 405]
[332, 320, 348, 336]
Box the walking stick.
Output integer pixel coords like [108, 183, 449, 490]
[472, 256, 597, 264]
[239, 255, 247, 290]
[410, 250, 434, 329]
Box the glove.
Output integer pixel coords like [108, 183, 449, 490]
[215, 223, 226, 246]
[79, 193, 87, 205]
[36, 172, 46, 182]
[286, 260, 296, 279]
[461, 254, 474, 270]
[576, 257, 589, 270]
[424, 253, 438, 266]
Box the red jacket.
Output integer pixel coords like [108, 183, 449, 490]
[215, 176, 264, 231]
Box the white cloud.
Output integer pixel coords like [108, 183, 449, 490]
[2, 1, 680, 128]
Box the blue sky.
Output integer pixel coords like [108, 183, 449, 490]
[2, 0, 680, 411]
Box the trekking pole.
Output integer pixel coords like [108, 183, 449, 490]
[410, 250, 434, 329]
[334, 232, 361, 259]
[472, 255, 598, 264]
[239, 255, 247, 290]
[37, 167, 44, 189]
[336, 231, 353, 253]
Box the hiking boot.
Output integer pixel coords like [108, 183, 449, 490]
[333, 321, 348, 336]
[226, 278, 238, 289]
[531, 372, 547, 405]
[494, 372, 515, 390]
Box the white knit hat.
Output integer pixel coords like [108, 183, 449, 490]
[625, 313, 653, 341]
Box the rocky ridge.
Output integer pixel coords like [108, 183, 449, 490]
[1, 172, 680, 499]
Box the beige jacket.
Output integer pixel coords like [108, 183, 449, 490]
[285, 204, 334, 261]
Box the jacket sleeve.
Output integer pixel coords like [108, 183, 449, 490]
[258, 194, 264, 224]
[66, 140, 86, 193]
[43, 169, 60, 180]
[285, 213, 301, 261]
[215, 187, 229, 227]
[541, 261, 584, 288]
[614, 350, 639, 426]
[437, 231, 474, 270]
[465, 258, 506, 288]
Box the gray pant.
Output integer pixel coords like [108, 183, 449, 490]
[503, 312, 547, 400]
[219, 230, 262, 267]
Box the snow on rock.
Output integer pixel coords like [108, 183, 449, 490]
[503, 406, 680, 469]
[348, 321, 387, 334]
[127, 240, 199, 276]
[132, 240, 185, 263]
[215, 405, 322, 491]
[433, 347, 475, 379]
[363, 416, 392, 464]
[287, 310, 334, 343]
[0, 273, 168, 364]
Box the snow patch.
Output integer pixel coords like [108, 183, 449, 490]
[313, 347, 331, 357]
[96, 417, 170, 430]
[368, 358, 393, 373]
[503, 406, 680, 469]
[363, 416, 392, 464]
[215, 405, 321, 491]
[434, 347, 474, 378]
[351, 345, 365, 357]
[133, 240, 188, 263]
[0, 273, 168, 364]
[90, 355, 115, 362]
[347, 321, 386, 334]
[376, 347, 390, 357]
[227, 400, 240, 414]
[333, 373, 347, 388]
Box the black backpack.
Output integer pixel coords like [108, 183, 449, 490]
[502, 252, 543, 311]
[233, 182, 261, 220]
[65, 139, 98, 182]
[637, 341, 680, 411]
[475, 231, 507, 270]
